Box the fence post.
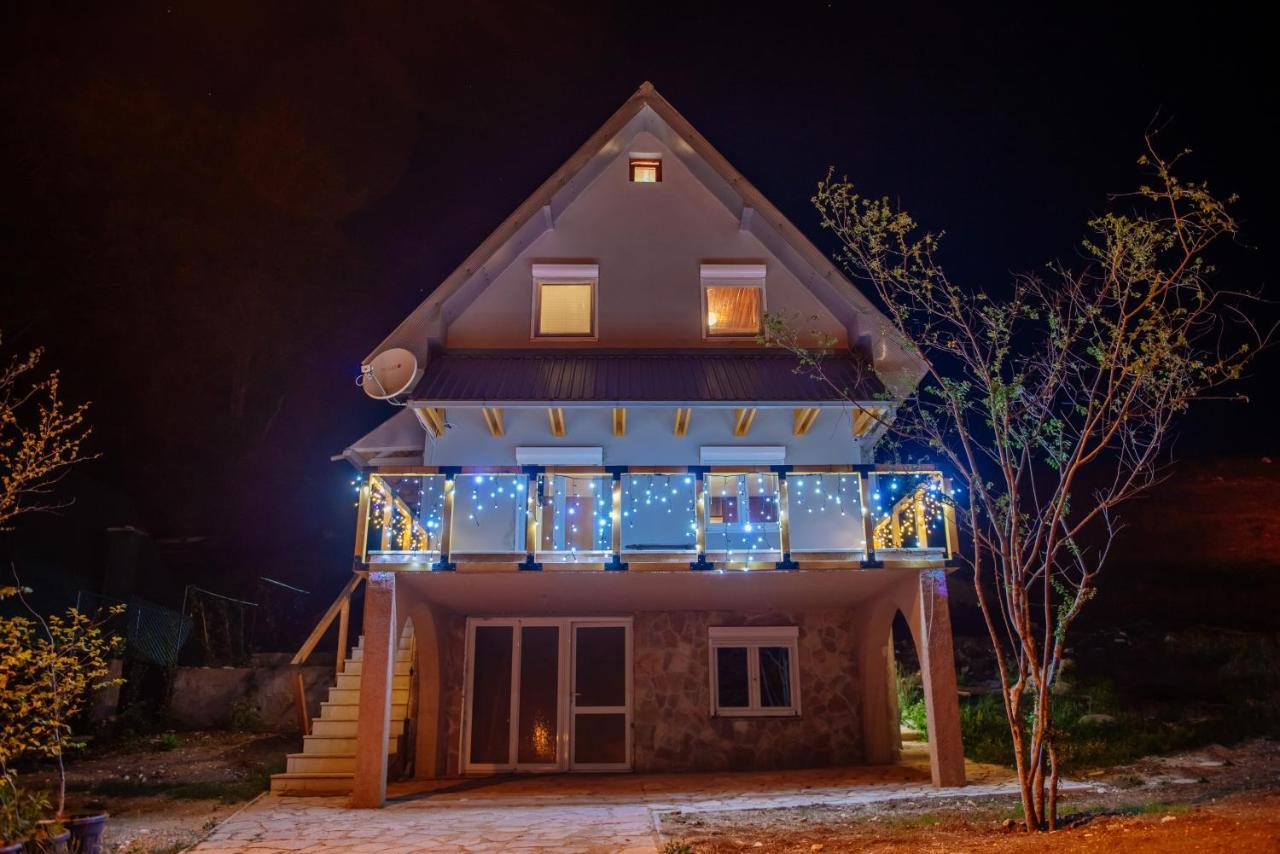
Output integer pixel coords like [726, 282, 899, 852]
[336, 598, 350, 675]
[292, 667, 310, 735]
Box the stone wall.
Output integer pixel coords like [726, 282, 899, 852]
[633, 609, 863, 771]
[434, 608, 865, 774]
[169, 656, 333, 732]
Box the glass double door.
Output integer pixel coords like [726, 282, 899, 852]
[463, 618, 630, 773]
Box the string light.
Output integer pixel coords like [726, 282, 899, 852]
[359, 469, 949, 562]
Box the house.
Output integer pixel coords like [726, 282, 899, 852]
[271, 83, 966, 806]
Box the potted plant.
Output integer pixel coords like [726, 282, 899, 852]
[0, 776, 46, 853]
[0, 586, 122, 854]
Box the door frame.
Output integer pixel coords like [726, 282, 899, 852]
[570, 619, 634, 772]
[461, 616, 632, 774]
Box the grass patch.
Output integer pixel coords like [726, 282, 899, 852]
[1135, 801, 1194, 816]
[946, 625, 1280, 772]
[80, 762, 281, 804]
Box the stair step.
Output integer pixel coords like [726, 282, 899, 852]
[319, 702, 407, 721]
[303, 734, 398, 755]
[270, 772, 354, 795]
[335, 672, 410, 691]
[327, 687, 409, 705]
[341, 660, 411, 677]
[349, 647, 412, 662]
[286, 753, 357, 774]
[310, 718, 405, 737]
[356, 636, 413, 650]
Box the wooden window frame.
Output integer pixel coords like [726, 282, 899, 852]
[708, 626, 801, 717]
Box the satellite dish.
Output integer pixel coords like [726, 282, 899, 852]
[359, 348, 422, 400]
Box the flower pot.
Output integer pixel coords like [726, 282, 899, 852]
[24, 827, 68, 854]
[2, 841, 26, 854]
[64, 815, 106, 854]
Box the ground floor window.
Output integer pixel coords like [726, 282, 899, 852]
[708, 626, 800, 716]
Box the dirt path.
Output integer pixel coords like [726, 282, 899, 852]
[20, 731, 294, 853]
[661, 740, 1280, 853]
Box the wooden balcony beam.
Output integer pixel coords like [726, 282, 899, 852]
[673, 407, 692, 437]
[852, 406, 885, 437]
[612, 407, 626, 437]
[416, 406, 447, 438]
[481, 407, 505, 437]
[733, 407, 757, 437]
[547, 407, 566, 437]
[793, 407, 820, 436]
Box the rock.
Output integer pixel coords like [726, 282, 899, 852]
[1002, 818, 1018, 830]
[1161, 815, 1177, 823]
[1078, 713, 1116, 726]
[811, 845, 825, 852]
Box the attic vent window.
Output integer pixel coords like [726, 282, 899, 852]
[629, 157, 662, 183]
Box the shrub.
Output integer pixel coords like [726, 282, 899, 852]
[896, 663, 928, 731]
[228, 699, 262, 732]
[0, 778, 48, 845]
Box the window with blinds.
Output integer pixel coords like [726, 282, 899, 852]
[535, 282, 595, 337]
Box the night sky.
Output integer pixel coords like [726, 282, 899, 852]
[2, 3, 1276, 602]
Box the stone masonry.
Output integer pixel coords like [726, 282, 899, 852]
[430, 608, 865, 775]
[632, 609, 863, 772]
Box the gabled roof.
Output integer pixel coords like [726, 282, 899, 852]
[412, 350, 884, 405]
[365, 82, 925, 396]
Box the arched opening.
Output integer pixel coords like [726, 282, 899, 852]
[891, 610, 930, 757]
[403, 605, 446, 779]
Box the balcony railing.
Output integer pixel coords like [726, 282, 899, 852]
[355, 466, 957, 570]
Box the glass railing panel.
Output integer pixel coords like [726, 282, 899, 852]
[786, 472, 867, 555]
[450, 473, 529, 555]
[620, 473, 698, 556]
[704, 472, 783, 562]
[536, 473, 613, 562]
[365, 474, 446, 562]
[868, 470, 947, 553]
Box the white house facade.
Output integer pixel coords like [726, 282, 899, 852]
[274, 83, 966, 806]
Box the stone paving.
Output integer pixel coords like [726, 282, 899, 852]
[192, 748, 1087, 852]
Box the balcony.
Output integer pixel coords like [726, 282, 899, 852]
[356, 466, 956, 571]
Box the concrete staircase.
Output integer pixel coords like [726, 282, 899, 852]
[270, 624, 413, 794]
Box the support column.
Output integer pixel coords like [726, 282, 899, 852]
[350, 571, 396, 808]
[910, 569, 966, 787]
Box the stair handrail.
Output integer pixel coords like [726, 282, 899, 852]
[290, 571, 366, 735]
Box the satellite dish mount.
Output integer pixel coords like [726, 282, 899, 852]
[358, 348, 422, 403]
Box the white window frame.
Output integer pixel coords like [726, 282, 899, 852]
[700, 263, 767, 339]
[531, 263, 599, 340]
[461, 616, 633, 774]
[707, 626, 801, 717]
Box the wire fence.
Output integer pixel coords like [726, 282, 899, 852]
[72, 575, 314, 670]
[181, 585, 257, 666]
[75, 591, 192, 668]
[249, 576, 312, 654]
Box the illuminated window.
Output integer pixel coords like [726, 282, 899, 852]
[629, 157, 662, 183]
[532, 263, 597, 338]
[701, 264, 765, 338]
